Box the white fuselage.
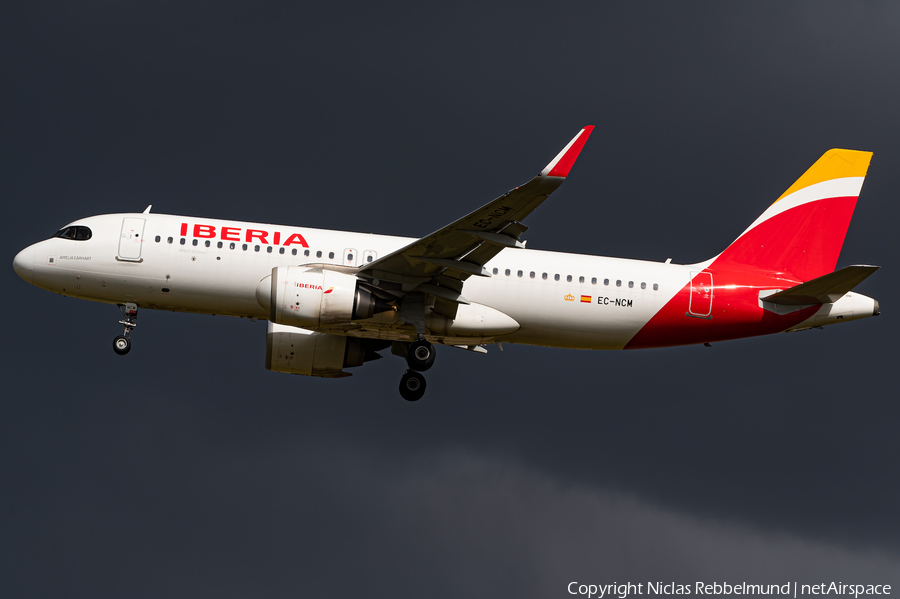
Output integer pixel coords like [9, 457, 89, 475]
[19, 212, 691, 350]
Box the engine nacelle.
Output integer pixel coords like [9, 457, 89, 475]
[256, 266, 383, 328]
[265, 321, 383, 378]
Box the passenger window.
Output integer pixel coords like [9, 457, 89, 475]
[267, 246, 273, 253]
[279, 247, 285, 254]
[604, 278, 609, 286]
[328, 252, 334, 259]
[292, 249, 297, 256]
[205, 240, 210, 247]
[591, 277, 597, 285]
[192, 239, 198, 246]
[242, 244, 248, 250]
[641, 282, 646, 289]
[566, 275, 572, 282]
[217, 241, 223, 249]
[554, 274, 560, 281]
[542, 273, 548, 280]
[167, 237, 173, 244]
[155, 235, 161, 242]
[254, 245, 260, 252]
[304, 250, 310, 256]
[530, 271, 535, 279]
[628, 281, 634, 288]
[517, 270, 523, 277]
[316, 251, 322, 258]
[579, 276, 584, 283]
[505, 269, 511, 276]
[366, 255, 373, 262]
[180, 238, 186, 245]
[616, 280, 622, 287]
[653, 283, 659, 291]
[347, 253, 353, 261]
[230, 242, 235, 250]
[493, 268, 498, 275]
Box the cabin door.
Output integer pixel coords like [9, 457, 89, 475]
[688, 271, 713, 318]
[118, 218, 145, 261]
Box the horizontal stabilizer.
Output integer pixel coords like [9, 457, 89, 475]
[765, 265, 879, 306]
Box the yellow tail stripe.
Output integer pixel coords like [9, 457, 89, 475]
[775, 149, 873, 203]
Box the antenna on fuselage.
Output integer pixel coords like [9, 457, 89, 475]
[143, 205, 152, 214]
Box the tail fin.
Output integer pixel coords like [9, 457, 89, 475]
[714, 149, 873, 281]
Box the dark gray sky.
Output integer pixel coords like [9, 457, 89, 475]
[2, 2, 898, 597]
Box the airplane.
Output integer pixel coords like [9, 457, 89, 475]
[12, 126, 881, 401]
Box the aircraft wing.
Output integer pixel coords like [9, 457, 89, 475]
[358, 126, 594, 317]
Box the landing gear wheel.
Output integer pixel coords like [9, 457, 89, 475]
[113, 335, 131, 355]
[399, 370, 427, 402]
[406, 339, 435, 371]
[114, 303, 138, 355]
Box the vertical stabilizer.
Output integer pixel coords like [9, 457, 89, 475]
[713, 149, 872, 281]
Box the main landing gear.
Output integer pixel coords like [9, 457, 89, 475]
[398, 337, 435, 402]
[113, 303, 138, 355]
[399, 370, 427, 401]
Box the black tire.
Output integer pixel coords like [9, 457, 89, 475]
[399, 371, 427, 402]
[406, 339, 435, 371]
[113, 335, 131, 355]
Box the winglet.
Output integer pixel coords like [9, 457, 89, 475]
[541, 125, 594, 178]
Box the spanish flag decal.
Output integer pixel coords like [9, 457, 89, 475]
[581, 295, 591, 303]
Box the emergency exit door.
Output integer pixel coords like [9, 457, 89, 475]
[118, 218, 145, 261]
[343, 248, 358, 267]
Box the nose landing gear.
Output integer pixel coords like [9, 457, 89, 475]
[398, 337, 434, 401]
[113, 303, 138, 355]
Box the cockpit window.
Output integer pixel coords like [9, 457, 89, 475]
[54, 226, 92, 241]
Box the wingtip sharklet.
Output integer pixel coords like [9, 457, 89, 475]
[541, 125, 594, 178]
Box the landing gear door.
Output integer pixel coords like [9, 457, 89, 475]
[688, 271, 713, 318]
[118, 218, 145, 261]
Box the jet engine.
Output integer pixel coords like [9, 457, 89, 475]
[256, 266, 390, 328]
[265, 321, 386, 378]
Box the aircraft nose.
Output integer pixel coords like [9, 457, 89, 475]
[13, 245, 35, 284]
